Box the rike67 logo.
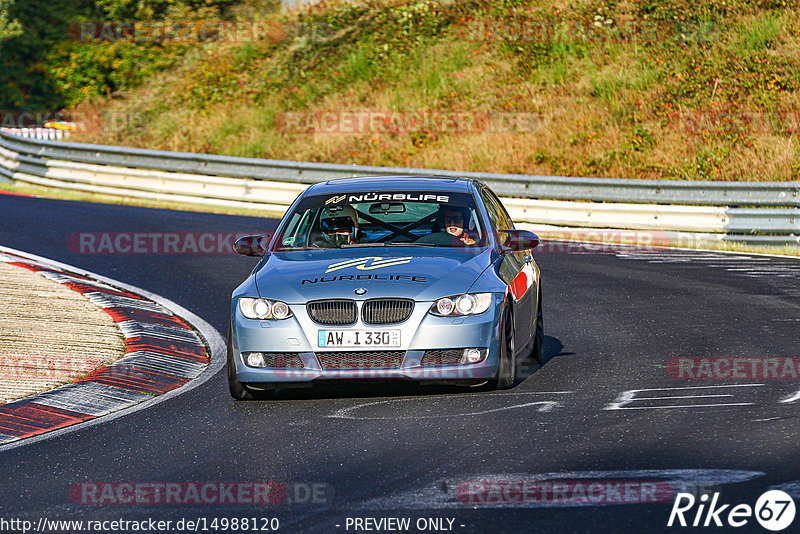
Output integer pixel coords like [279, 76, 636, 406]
[668, 490, 796, 531]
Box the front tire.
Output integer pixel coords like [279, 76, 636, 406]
[227, 329, 256, 400]
[490, 303, 515, 390]
[531, 286, 544, 364]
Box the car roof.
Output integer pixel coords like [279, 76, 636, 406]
[304, 175, 480, 195]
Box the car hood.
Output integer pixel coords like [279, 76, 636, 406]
[255, 247, 494, 302]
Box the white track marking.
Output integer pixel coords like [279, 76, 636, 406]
[0, 245, 225, 453]
[31, 382, 153, 416]
[780, 389, 800, 404]
[37, 270, 121, 290]
[725, 266, 800, 271]
[544, 237, 797, 262]
[605, 384, 765, 411]
[119, 351, 207, 378]
[331, 400, 559, 420]
[115, 320, 203, 343]
[327, 391, 573, 420]
[83, 292, 167, 313]
[607, 403, 754, 410]
[614, 249, 800, 289]
[633, 394, 733, 400]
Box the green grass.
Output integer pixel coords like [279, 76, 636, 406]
[342, 43, 379, 83]
[62, 0, 800, 182]
[739, 13, 784, 52]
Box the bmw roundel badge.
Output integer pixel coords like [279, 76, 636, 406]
[354, 288, 367, 296]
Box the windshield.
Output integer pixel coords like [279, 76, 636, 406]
[274, 191, 486, 250]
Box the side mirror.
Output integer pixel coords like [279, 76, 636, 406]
[500, 230, 540, 253]
[233, 235, 268, 257]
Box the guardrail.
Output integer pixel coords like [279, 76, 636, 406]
[0, 128, 71, 141]
[1, 129, 798, 247]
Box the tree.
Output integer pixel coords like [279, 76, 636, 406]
[0, 0, 22, 43]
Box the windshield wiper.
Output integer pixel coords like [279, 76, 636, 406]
[277, 243, 333, 251]
[339, 240, 445, 248]
[340, 243, 387, 248]
[340, 242, 440, 248]
[385, 242, 439, 247]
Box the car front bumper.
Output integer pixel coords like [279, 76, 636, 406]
[230, 295, 505, 385]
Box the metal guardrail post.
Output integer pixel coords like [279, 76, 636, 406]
[0, 130, 798, 246]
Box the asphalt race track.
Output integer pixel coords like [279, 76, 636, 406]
[1, 194, 799, 533]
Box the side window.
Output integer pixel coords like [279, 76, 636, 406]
[278, 212, 301, 246]
[481, 188, 514, 231]
[294, 210, 314, 246]
[487, 189, 515, 230]
[287, 208, 317, 247]
[481, 189, 500, 229]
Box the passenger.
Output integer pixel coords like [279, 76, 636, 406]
[440, 207, 476, 245]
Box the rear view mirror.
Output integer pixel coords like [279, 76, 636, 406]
[369, 202, 405, 214]
[500, 230, 540, 252]
[233, 235, 268, 257]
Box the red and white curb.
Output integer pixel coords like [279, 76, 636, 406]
[0, 246, 224, 449]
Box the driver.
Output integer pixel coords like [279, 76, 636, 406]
[440, 206, 476, 245]
[319, 205, 360, 247]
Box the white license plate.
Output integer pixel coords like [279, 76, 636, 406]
[317, 329, 401, 348]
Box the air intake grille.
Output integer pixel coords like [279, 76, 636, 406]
[421, 349, 463, 366]
[262, 353, 304, 369]
[307, 300, 356, 325]
[316, 351, 405, 369]
[362, 298, 414, 325]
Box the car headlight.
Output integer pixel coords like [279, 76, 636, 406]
[430, 293, 493, 316]
[239, 298, 293, 320]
